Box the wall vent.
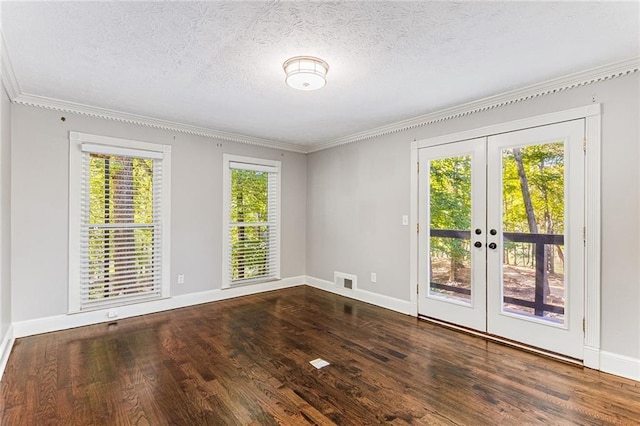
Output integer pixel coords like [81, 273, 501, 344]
[334, 271, 357, 291]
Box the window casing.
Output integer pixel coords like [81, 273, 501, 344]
[222, 154, 281, 288]
[69, 132, 171, 313]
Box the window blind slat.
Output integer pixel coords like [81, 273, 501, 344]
[81, 269, 160, 281]
[81, 256, 159, 268]
[81, 241, 161, 249]
[82, 224, 156, 230]
[82, 275, 160, 287]
[80, 236, 161, 246]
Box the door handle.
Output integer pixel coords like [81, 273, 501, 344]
[474, 241, 482, 248]
[488, 242, 497, 250]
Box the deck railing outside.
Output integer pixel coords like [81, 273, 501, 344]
[430, 229, 564, 317]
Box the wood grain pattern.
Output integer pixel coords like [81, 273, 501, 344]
[1, 286, 638, 425]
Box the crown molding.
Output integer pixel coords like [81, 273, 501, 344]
[306, 57, 640, 153]
[2, 27, 300, 152]
[1, 31, 21, 100]
[3, 29, 304, 153]
[5, 52, 638, 155]
[13, 93, 307, 153]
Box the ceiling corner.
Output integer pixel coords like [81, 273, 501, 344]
[1, 31, 21, 100]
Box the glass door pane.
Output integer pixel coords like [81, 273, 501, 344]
[501, 142, 565, 324]
[418, 137, 486, 332]
[429, 155, 472, 305]
[486, 119, 584, 360]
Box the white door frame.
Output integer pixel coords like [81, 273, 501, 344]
[409, 104, 601, 368]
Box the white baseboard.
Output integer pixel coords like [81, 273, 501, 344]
[583, 346, 600, 369]
[12, 276, 305, 338]
[0, 324, 15, 380]
[304, 275, 417, 316]
[599, 350, 640, 381]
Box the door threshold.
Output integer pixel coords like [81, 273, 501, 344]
[418, 315, 583, 367]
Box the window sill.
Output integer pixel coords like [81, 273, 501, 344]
[224, 277, 281, 289]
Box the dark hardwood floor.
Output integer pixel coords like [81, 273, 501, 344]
[1, 286, 638, 425]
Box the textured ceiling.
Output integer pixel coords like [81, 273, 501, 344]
[2, 1, 639, 148]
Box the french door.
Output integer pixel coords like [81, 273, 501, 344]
[418, 120, 585, 359]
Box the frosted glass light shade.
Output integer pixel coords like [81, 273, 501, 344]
[283, 56, 329, 91]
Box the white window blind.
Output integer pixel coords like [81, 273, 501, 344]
[223, 155, 281, 287]
[78, 145, 164, 310]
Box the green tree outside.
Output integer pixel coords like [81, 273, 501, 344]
[230, 169, 270, 281]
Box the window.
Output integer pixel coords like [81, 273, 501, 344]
[222, 154, 280, 287]
[69, 132, 171, 312]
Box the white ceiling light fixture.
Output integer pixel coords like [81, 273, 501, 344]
[283, 56, 329, 91]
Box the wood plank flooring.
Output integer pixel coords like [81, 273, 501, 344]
[1, 286, 638, 425]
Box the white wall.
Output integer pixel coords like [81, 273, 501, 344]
[10, 105, 306, 323]
[0, 82, 11, 339]
[307, 136, 411, 300]
[306, 73, 640, 361]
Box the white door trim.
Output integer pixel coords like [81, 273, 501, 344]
[583, 113, 601, 369]
[413, 104, 600, 150]
[410, 104, 601, 366]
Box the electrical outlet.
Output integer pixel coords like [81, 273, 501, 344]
[177, 274, 185, 284]
[371, 273, 377, 283]
[107, 310, 118, 319]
